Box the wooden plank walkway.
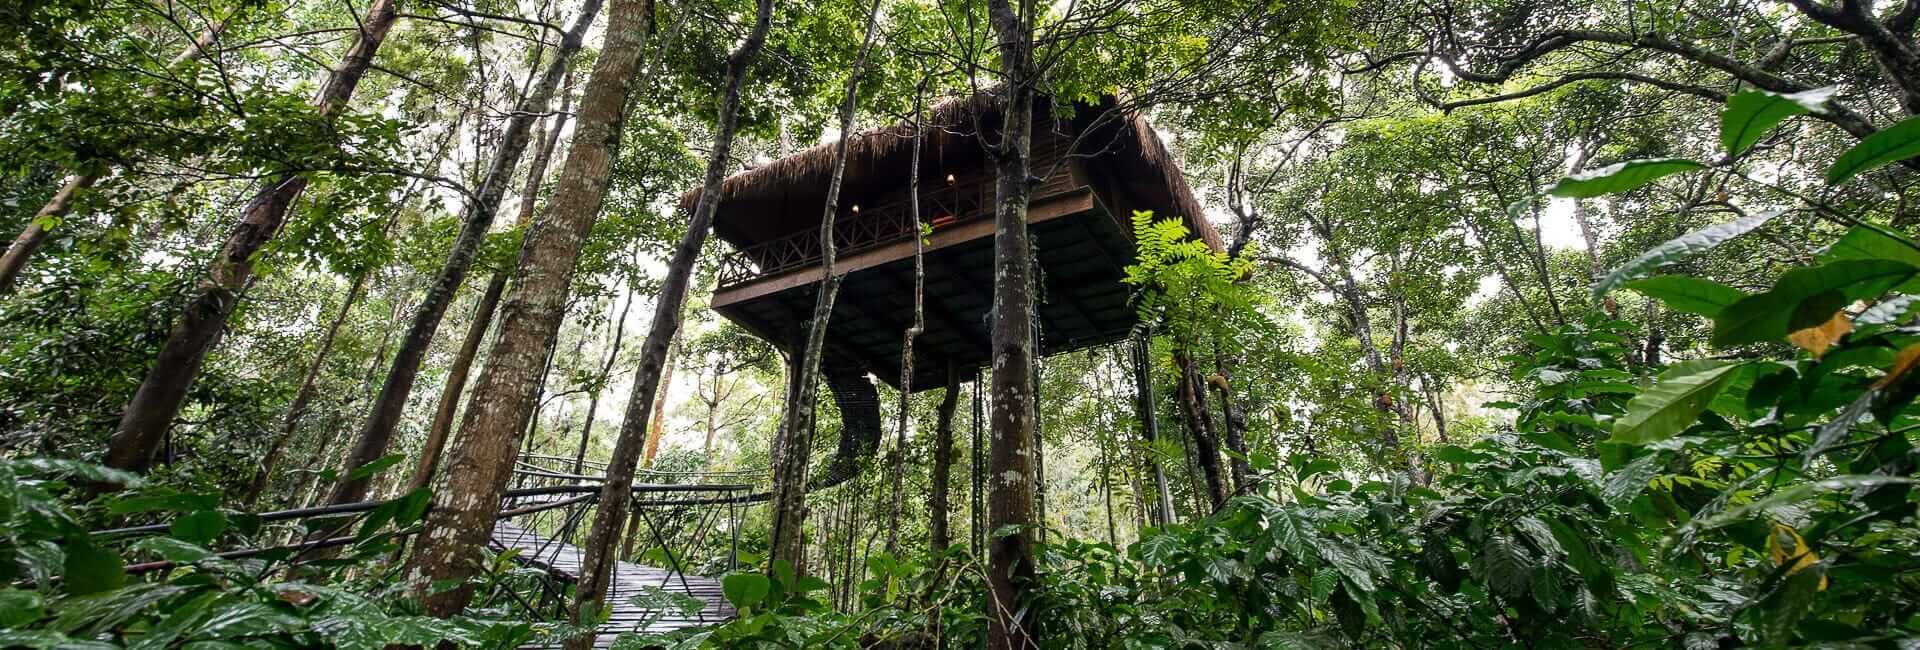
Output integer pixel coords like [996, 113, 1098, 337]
[492, 520, 734, 648]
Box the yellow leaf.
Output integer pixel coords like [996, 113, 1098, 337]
[1875, 343, 1920, 389]
[1787, 311, 1854, 358]
[1767, 523, 1828, 591]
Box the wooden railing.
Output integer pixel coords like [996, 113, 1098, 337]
[715, 175, 995, 288]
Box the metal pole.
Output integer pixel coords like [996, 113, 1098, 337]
[1033, 346, 1046, 545]
[970, 367, 984, 550]
[1134, 330, 1174, 527]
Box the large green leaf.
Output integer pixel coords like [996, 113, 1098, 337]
[1611, 360, 1743, 444]
[61, 540, 125, 595]
[346, 453, 405, 482]
[1476, 534, 1534, 599]
[1593, 210, 1785, 297]
[1822, 225, 1920, 272]
[1827, 116, 1920, 185]
[1720, 87, 1835, 157]
[1623, 276, 1746, 316]
[1712, 259, 1919, 346]
[721, 573, 770, 609]
[108, 489, 220, 515]
[169, 510, 228, 546]
[1549, 158, 1706, 198]
[0, 589, 44, 627]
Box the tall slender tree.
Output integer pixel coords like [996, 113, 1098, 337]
[405, 0, 661, 617]
[106, 0, 402, 474]
[563, 1, 774, 645]
[0, 21, 228, 293]
[410, 80, 574, 491]
[984, 0, 1039, 644]
[327, 0, 602, 506]
[886, 82, 928, 557]
[766, 0, 883, 573]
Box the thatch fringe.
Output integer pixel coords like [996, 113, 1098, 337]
[685, 89, 1223, 252]
[680, 91, 999, 209]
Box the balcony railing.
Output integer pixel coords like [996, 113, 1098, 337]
[715, 176, 995, 288]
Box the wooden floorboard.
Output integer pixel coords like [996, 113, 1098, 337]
[493, 520, 735, 648]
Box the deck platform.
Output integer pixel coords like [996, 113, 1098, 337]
[492, 520, 734, 647]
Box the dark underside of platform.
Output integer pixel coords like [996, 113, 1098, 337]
[713, 208, 1139, 392]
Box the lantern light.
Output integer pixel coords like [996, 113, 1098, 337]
[946, 174, 956, 185]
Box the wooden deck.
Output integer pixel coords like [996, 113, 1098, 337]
[492, 520, 734, 648]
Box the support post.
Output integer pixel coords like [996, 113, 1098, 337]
[970, 367, 985, 550]
[1133, 330, 1174, 526]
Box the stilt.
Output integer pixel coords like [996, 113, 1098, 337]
[1133, 330, 1174, 527]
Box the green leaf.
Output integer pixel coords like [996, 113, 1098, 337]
[1713, 260, 1918, 347]
[169, 510, 228, 546]
[1594, 210, 1786, 297]
[721, 573, 770, 609]
[1477, 534, 1534, 599]
[0, 589, 44, 627]
[792, 575, 830, 594]
[1823, 226, 1920, 268]
[1805, 389, 1877, 461]
[346, 453, 405, 482]
[130, 537, 213, 564]
[1316, 544, 1377, 593]
[1601, 454, 1662, 508]
[1721, 87, 1835, 157]
[12, 459, 142, 488]
[1697, 475, 1919, 530]
[1624, 276, 1746, 317]
[1827, 116, 1920, 185]
[61, 540, 125, 596]
[1549, 158, 1706, 198]
[392, 487, 432, 526]
[1514, 516, 1563, 557]
[1420, 533, 1462, 594]
[1758, 567, 1826, 643]
[1267, 510, 1311, 558]
[108, 489, 220, 515]
[1611, 361, 1743, 444]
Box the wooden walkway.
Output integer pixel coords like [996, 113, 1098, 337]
[492, 520, 734, 648]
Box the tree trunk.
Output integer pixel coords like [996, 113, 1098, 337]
[1519, 189, 1567, 326]
[767, 0, 880, 574]
[0, 22, 228, 294]
[329, 3, 599, 506]
[638, 330, 678, 468]
[243, 271, 367, 507]
[106, 0, 399, 474]
[1456, 206, 1549, 335]
[560, 2, 771, 642]
[1132, 332, 1173, 526]
[1173, 352, 1227, 510]
[411, 84, 572, 492]
[886, 83, 928, 558]
[1207, 354, 1249, 494]
[573, 288, 633, 473]
[929, 363, 960, 554]
[291, 288, 408, 509]
[405, 0, 661, 618]
[985, 1, 1038, 644]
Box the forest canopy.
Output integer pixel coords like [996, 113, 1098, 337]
[4, 0, 1920, 647]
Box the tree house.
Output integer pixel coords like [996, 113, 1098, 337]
[694, 94, 1222, 392]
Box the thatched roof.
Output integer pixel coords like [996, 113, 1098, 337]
[686, 90, 1223, 252]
